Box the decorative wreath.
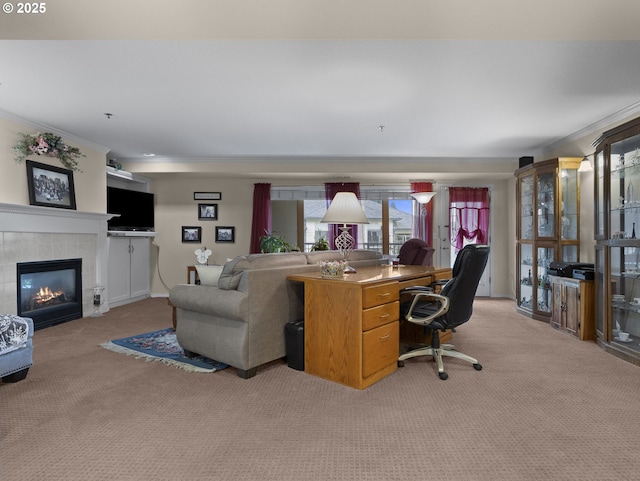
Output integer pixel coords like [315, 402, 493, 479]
[13, 132, 85, 171]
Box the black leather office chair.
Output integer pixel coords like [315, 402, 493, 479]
[397, 238, 434, 266]
[398, 244, 490, 380]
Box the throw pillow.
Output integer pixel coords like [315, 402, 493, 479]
[217, 256, 246, 290]
[195, 265, 223, 286]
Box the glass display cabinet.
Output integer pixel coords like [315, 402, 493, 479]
[515, 157, 581, 321]
[594, 116, 640, 365]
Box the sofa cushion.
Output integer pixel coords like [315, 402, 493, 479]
[217, 256, 246, 290]
[234, 252, 308, 271]
[305, 249, 382, 264]
[195, 265, 224, 286]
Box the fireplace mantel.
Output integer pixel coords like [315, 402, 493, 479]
[0, 202, 113, 234]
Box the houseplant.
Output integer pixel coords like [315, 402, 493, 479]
[259, 231, 291, 253]
[311, 237, 330, 251]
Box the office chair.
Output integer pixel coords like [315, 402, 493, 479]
[397, 238, 435, 266]
[398, 244, 489, 380]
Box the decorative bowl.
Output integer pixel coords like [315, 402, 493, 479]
[319, 260, 347, 279]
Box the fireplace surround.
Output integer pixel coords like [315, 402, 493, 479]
[17, 258, 83, 330]
[1, 202, 112, 318]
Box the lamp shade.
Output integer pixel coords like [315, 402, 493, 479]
[578, 156, 593, 172]
[410, 192, 436, 204]
[321, 192, 369, 224]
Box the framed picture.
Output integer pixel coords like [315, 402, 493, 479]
[194, 192, 222, 201]
[182, 226, 202, 243]
[215, 226, 235, 243]
[198, 203, 218, 220]
[26, 160, 77, 210]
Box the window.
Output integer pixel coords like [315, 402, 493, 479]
[272, 186, 424, 255]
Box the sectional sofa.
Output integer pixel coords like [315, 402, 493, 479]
[169, 250, 383, 378]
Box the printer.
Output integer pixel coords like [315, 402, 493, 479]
[548, 262, 594, 280]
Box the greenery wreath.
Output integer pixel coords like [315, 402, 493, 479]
[13, 132, 85, 171]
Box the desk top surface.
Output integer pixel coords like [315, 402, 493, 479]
[289, 265, 450, 285]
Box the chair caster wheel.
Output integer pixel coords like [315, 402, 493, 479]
[473, 363, 482, 371]
[438, 372, 448, 380]
[397, 360, 405, 368]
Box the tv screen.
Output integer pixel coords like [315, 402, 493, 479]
[107, 186, 155, 231]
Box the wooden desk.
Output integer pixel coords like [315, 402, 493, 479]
[289, 265, 452, 389]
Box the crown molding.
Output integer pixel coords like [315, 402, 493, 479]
[541, 101, 640, 156]
[0, 109, 111, 154]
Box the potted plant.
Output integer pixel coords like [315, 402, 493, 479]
[259, 231, 291, 253]
[311, 237, 330, 251]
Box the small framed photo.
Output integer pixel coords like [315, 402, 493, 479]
[26, 160, 77, 210]
[182, 226, 202, 243]
[198, 203, 218, 220]
[215, 226, 235, 243]
[194, 192, 222, 201]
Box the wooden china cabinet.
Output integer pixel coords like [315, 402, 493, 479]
[593, 116, 640, 365]
[515, 157, 582, 321]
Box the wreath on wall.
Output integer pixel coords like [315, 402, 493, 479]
[13, 132, 85, 171]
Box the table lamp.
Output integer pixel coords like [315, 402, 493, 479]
[321, 192, 369, 272]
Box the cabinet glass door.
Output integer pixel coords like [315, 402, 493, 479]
[519, 243, 534, 310]
[560, 167, 578, 240]
[612, 133, 640, 239]
[536, 246, 554, 314]
[520, 174, 534, 239]
[595, 150, 606, 239]
[595, 245, 605, 337]
[537, 171, 555, 238]
[561, 245, 578, 263]
[610, 246, 640, 354]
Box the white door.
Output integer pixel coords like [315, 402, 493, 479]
[435, 186, 492, 297]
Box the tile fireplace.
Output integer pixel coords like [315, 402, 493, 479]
[17, 258, 83, 330]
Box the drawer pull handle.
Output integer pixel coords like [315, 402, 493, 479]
[379, 314, 390, 319]
[379, 334, 390, 341]
[377, 292, 391, 298]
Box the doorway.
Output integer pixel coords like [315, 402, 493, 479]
[436, 186, 492, 297]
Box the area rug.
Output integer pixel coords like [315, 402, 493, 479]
[101, 328, 227, 373]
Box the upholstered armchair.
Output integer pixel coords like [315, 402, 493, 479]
[397, 238, 435, 266]
[0, 315, 34, 383]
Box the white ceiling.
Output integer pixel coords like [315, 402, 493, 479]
[1, 1, 639, 181]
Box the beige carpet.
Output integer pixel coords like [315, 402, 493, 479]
[1, 297, 639, 481]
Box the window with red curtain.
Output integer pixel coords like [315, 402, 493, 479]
[324, 182, 361, 249]
[410, 181, 434, 247]
[449, 187, 490, 252]
[250, 183, 271, 253]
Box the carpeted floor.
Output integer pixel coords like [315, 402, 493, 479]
[1, 297, 639, 481]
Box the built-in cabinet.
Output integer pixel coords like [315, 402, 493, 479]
[107, 235, 152, 308]
[550, 276, 595, 340]
[594, 116, 640, 365]
[515, 157, 582, 321]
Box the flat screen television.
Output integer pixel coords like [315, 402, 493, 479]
[107, 186, 155, 231]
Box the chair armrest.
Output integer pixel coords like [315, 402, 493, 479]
[405, 292, 450, 325]
[401, 286, 434, 294]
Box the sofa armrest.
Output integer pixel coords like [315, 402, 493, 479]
[169, 285, 249, 322]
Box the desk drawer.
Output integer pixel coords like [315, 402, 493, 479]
[363, 301, 399, 331]
[362, 322, 399, 378]
[362, 282, 399, 309]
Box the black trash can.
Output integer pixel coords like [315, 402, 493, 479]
[285, 320, 304, 371]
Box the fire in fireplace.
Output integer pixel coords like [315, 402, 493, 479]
[17, 258, 83, 330]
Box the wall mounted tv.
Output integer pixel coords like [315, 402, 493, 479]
[107, 186, 155, 231]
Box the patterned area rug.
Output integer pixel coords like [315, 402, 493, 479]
[101, 328, 227, 373]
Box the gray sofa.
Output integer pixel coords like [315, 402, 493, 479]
[169, 250, 383, 378]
